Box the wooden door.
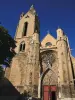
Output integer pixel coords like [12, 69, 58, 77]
[43, 85, 56, 100]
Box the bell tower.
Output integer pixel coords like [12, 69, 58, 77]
[14, 5, 40, 53]
[5, 5, 40, 97]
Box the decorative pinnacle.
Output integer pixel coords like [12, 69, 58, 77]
[30, 5, 34, 10]
[57, 26, 64, 31]
[30, 5, 37, 15]
[57, 26, 63, 30]
[20, 12, 24, 19]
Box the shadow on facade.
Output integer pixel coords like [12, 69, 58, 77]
[0, 77, 40, 100]
[0, 77, 20, 100]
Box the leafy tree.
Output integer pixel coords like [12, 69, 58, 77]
[0, 65, 4, 79]
[0, 25, 16, 78]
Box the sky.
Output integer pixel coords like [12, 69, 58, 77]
[0, 0, 75, 56]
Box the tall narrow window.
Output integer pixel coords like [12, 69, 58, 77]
[23, 22, 28, 36]
[29, 72, 32, 85]
[20, 44, 22, 51]
[20, 42, 25, 52]
[23, 44, 25, 51]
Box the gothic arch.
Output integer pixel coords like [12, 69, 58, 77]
[19, 41, 25, 52]
[40, 50, 58, 97]
[23, 22, 28, 36]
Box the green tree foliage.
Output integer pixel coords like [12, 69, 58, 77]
[0, 26, 16, 78]
[0, 65, 4, 79]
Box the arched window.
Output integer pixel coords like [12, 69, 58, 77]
[20, 44, 22, 51]
[20, 42, 25, 52]
[23, 22, 28, 36]
[23, 43, 25, 50]
[45, 42, 52, 47]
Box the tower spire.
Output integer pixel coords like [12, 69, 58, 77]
[29, 5, 37, 15]
[30, 5, 34, 9]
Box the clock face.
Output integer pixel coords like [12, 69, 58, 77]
[41, 50, 56, 67]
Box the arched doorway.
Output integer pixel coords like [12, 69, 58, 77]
[40, 50, 58, 100]
[42, 70, 57, 100]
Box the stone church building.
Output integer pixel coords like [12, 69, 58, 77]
[5, 5, 75, 100]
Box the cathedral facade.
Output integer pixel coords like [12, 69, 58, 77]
[5, 6, 75, 100]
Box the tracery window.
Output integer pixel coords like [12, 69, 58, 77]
[20, 42, 25, 52]
[41, 51, 56, 68]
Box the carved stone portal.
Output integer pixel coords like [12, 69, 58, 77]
[40, 50, 58, 86]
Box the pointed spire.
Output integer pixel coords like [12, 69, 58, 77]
[30, 5, 34, 10]
[29, 5, 37, 15]
[20, 12, 24, 19]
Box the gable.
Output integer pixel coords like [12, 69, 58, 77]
[41, 33, 56, 47]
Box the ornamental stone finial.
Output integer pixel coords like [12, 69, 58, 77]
[30, 5, 34, 10]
